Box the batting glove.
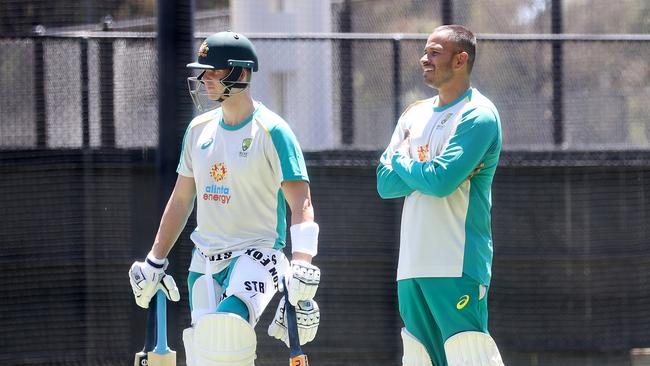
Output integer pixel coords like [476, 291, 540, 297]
[129, 252, 180, 308]
[284, 260, 320, 306]
[268, 297, 320, 347]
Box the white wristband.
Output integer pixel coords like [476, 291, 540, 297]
[290, 221, 319, 257]
[146, 251, 166, 268]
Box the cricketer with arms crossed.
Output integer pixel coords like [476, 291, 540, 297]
[377, 25, 505, 366]
[128, 31, 321, 365]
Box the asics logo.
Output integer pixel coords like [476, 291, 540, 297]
[456, 295, 470, 309]
[201, 138, 214, 149]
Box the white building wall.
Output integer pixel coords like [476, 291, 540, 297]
[231, 0, 334, 151]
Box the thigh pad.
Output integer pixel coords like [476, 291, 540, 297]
[225, 248, 289, 325]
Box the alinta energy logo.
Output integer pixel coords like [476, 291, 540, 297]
[417, 144, 430, 162]
[210, 163, 227, 182]
[204, 162, 231, 204]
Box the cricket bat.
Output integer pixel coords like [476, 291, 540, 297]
[133, 291, 157, 366]
[149, 291, 176, 365]
[135, 291, 176, 366]
[283, 279, 309, 366]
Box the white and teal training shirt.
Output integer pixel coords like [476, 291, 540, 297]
[377, 88, 502, 286]
[177, 102, 309, 255]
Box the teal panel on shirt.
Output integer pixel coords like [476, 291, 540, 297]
[464, 178, 497, 286]
[274, 188, 287, 249]
[269, 123, 309, 182]
[176, 122, 193, 174]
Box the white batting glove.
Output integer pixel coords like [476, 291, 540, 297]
[268, 297, 320, 347]
[285, 260, 320, 306]
[128, 252, 180, 308]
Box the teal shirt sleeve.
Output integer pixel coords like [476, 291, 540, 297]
[269, 123, 309, 182]
[176, 123, 193, 177]
[376, 151, 415, 199]
[391, 106, 498, 197]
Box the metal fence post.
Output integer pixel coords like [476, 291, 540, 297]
[80, 38, 90, 148]
[392, 36, 401, 125]
[34, 36, 46, 148]
[98, 37, 115, 148]
[340, 0, 354, 145]
[79, 35, 94, 365]
[552, 0, 564, 147]
[442, 0, 453, 25]
[157, 0, 194, 196]
[157, 0, 195, 353]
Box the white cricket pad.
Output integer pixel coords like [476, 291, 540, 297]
[191, 274, 225, 325]
[183, 313, 256, 366]
[401, 328, 433, 366]
[444, 331, 504, 366]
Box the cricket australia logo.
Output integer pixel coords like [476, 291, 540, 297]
[240, 138, 252, 157]
[242, 138, 252, 151]
[436, 112, 454, 129]
[198, 41, 209, 57]
[417, 144, 430, 162]
[210, 162, 227, 182]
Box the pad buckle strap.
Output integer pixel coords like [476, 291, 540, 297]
[196, 247, 244, 262]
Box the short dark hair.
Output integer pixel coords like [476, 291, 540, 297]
[434, 25, 476, 73]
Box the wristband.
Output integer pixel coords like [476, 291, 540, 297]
[146, 251, 166, 269]
[290, 221, 319, 257]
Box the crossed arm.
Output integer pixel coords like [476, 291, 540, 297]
[377, 109, 497, 199]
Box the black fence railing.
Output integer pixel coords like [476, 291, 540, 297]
[2, 32, 650, 152]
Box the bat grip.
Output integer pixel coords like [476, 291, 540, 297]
[153, 290, 171, 354]
[143, 292, 157, 352]
[283, 279, 302, 357]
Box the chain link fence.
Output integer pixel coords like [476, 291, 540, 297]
[2, 1, 650, 366]
[2, 34, 649, 151]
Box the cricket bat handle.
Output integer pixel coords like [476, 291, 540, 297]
[148, 291, 176, 366]
[133, 292, 157, 366]
[283, 278, 309, 366]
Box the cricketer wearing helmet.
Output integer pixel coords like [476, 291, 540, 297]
[129, 31, 321, 366]
[377, 25, 505, 365]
